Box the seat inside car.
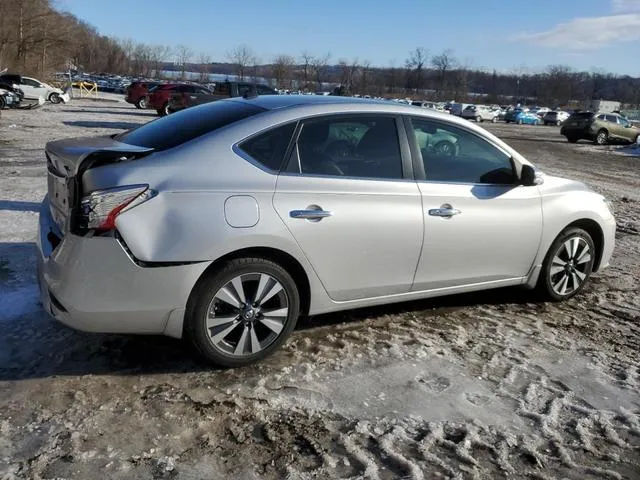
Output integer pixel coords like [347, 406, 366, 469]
[353, 122, 402, 178]
[297, 122, 344, 176]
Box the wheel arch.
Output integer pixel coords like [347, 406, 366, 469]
[186, 246, 312, 323]
[563, 218, 605, 271]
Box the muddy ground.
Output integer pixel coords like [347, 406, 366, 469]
[0, 98, 638, 480]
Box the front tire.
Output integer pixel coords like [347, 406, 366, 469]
[49, 93, 61, 104]
[536, 227, 595, 301]
[157, 103, 170, 116]
[475, 116, 482, 123]
[135, 98, 146, 109]
[185, 257, 300, 367]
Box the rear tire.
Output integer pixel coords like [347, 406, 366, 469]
[475, 116, 482, 123]
[185, 257, 300, 367]
[536, 227, 595, 302]
[595, 129, 608, 145]
[0, 96, 5, 109]
[135, 98, 146, 109]
[517, 119, 523, 125]
[566, 136, 578, 143]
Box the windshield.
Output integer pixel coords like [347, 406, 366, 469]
[115, 100, 266, 151]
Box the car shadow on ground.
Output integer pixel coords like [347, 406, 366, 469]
[62, 120, 143, 130]
[0, 200, 40, 212]
[60, 109, 156, 117]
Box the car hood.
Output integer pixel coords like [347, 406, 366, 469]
[537, 173, 594, 196]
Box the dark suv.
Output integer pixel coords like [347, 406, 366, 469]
[561, 112, 640, 145]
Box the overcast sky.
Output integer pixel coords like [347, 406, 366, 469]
[59, 0, 640, 76]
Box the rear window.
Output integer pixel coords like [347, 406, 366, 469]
[570, 112, 594, 120]
[115, 100, 265, 151]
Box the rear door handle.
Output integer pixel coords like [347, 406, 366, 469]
[290, 209, 333, 220]
[428, 206, 461, 217]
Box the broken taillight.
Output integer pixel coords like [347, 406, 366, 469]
[80, 185, 152, 233]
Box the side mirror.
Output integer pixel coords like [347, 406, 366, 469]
[520, 164, 542, 186]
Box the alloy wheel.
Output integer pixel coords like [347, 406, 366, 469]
[549, 236, 592, 296]
[204, 273, 289, 357]
[596, 130, 608, 145]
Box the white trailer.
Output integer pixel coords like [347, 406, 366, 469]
[586, 100, 621, 113]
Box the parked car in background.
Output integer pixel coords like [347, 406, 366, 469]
[37, 96, 615, 367]
[449, 103, 472, 116]
[543, 110, 570, 126]
[461, 105, 499, 123]
[0, 87, 20, 109]
[0, 73, 66, 103]
[0, 82, 23, 107]
[528, 106, 551, 118]
[146, 83, 183, 116]
[561, 112, 640, 144]
[504, 108, 525, 123]
[168, 81, 277, 114]
[515, 111, 542, 125]
[125, 81, 160, 109]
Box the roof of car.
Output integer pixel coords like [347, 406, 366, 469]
[238, 94, 392, 110]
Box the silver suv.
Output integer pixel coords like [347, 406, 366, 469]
[37, 96, 616, 366]
[461, 105, 499, 123]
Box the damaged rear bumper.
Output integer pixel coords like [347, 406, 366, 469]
[36, 196, 208, 338]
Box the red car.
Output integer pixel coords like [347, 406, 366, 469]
[146, 84, 187, 116]
[124, 81, 159, 109]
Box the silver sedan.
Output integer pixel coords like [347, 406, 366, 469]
[37, 96, 616, 366]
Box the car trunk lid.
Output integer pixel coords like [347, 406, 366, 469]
[45, 136, 153, 233]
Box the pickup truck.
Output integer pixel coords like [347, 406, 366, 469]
[168, 81, 278, 114]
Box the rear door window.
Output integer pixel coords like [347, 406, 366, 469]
[115, 101, 265, 151]
[289, 115, 404, 179]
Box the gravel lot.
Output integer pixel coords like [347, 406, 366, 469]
[0, 98, 638, 480]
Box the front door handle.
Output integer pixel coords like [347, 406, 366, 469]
[428, 205, 461, 217]
[290, 208, 333, 221]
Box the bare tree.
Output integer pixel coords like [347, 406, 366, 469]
[431, 49, 456, 98]
[405, 47, 428, 93]
[174, 44, 193, 80]
[227, 44, 255, 80]
[150, 45, 170, 78]
[198, 52, 211, 82]
[271, 54, 295, 89]
[338, 58, 360, 95]
[298, 51, 315, 90]
[311, 52, 331, 91]
[358, 60, 372, 95]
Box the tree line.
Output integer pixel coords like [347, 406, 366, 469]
[1, 0, 639, 107]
